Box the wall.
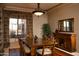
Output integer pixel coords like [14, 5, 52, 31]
[33, 14, 48, 38]
[48, 4, 79, 52]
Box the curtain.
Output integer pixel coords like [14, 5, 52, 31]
[3, 10, 33, 47]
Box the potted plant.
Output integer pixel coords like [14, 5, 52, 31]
[42, 24, 51, 38]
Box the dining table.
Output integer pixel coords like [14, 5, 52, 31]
[19, 38, 57, 56]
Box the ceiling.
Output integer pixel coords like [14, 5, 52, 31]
[2, 3, 60, 12]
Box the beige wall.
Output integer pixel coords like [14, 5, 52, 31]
[33, 14, 48, 38]
[48, 4, 79, 52]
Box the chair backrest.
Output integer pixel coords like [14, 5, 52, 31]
[19, 39, 31, 55]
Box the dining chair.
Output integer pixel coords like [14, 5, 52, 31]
[21, 43, 31, 56]
[19, 39, 31, 56]
[36, 37, 56, 56]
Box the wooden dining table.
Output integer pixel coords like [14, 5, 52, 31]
[20, 38, 57, 56]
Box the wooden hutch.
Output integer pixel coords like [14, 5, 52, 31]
[53, 32, 76, 52]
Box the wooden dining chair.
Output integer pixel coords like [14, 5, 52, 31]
[21, 43, 31, 56]
[18, 39, 23, 55]
[19, 39, 31, 56]
[36, 37, 56, 56]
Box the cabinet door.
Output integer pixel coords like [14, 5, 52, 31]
[71, 34, 76, 52]
[65, 37, 71, 52]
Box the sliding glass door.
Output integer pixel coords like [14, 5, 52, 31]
[9, 18, 26, 42]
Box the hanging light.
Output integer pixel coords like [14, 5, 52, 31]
[33, 3, 45, 16]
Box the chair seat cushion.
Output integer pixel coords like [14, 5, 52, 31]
[37, 48, 52, 55]
[23, 44, 31, 53]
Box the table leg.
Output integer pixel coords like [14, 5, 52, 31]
[31, 46, 36, 56]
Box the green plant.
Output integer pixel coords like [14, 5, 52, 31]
[42, 24, 51, 37]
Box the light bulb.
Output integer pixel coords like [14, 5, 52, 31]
[34, 11, 44, 16]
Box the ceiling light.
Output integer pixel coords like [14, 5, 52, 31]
[33, 3, 45, 16]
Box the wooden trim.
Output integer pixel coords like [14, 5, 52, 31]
[47, 3, 63, 11]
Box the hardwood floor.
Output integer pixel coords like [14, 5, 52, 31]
[9, 40, 20, 56]
[4, 40, 21, 56]
[4, 47, 21, 56]
[9, 48, 20, 56]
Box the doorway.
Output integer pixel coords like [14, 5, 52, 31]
[9, 18, 26, 43]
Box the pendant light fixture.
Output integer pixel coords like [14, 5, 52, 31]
[33, 3, 45, 16]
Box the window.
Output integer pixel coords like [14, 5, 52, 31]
[9, 18, 17, 38]
[58, 18, 74, 32]
[9, 18, 26, 38]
